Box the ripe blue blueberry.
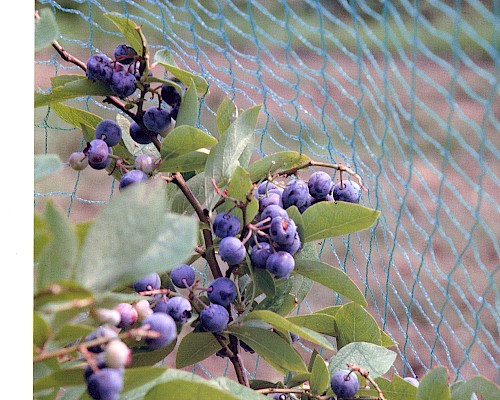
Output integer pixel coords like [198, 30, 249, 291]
[84, 326, 118, 353]
[110, 70, 137, 98]
[330, 370, 360, 399]
[133, 273, 161, 293]
[141, 313, 177, 349]
[86, 54, 113, 83]
[113, 44, 137, 65]
[218, 236, 246, 265]
[134, 154, 156, 174]
[403, 377, 419, 387]
[258, 190, 283, 213]
[151, 294, 169, 313]
[282, 179, 310, 210]
[119, 169, 148, 191]
[68, 151, 88, 171]
[308, 171, 333, 200]
[207, 277, 237, 307]
[164, 296, 192, 323]
[272, 394, 287, 400]
[250, 242, 273, 269]
[170, 264, 196, 288]
[129, 121, 154, 145]
[160, 78, 185, 108]
[86, 139, 110, 168]
[275, 231, 301, 256]
[266, 251, 295, 279]
[257, 180, 279, 195]
[332, 180, 361, 203]
[269, 216, 297, 245]
[213, 212, 241, 239]
[84, 354, 107, 382]
[114, 303, 138, 329]
[94, 119, 122, 147]
[200, 303, 229, 333]
[143, 106, 172, 134]
[260, 204, 289, 223]
[87, 367, 124, 400]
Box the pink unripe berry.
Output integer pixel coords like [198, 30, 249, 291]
[114, 303, 138, 329]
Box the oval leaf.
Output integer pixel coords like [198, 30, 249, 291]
[35, 8, 59, 52]
[302, 201, 380, 241]
[175, 79, 199, 127]
[160, 126, 217, 159]
[310, 355, 330, 395]
[450, 376, 500, 400]
[286, 313, 337, 337]
[52, 102, 103, 130]
[157, 150, 209, 173]
[176, 332, 222, 369]
[104, 13, 144, 53]
[328, 342, 397, 379]
[216, 97, 237, 135]
[334, 302, 382, 348]
[294, 259, 367, 307]
[145, 379, 239, 400]
[248, 151, 311, 183]
[34, 154, 64, 182]
[417, 367, 451, 400]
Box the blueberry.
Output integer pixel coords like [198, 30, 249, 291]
[330, 370, 360, 399]
[114, 303, 138, 329]
[84, 326, 118, 354]
[164, 296, 192, 323]
[290, 332, 300, 343]
[250, 242, 273, 269]
[133, 273, 161, 293]
[134, 154, 156, 174]
[207, 277, 237, 307]
[68, 151, 88, 171]
[275, 231, 301, 256]
[258, 191, 283, 213]
[141, 313, 177, 349]
[403, 377, 419, 387]
[85, 139, 110, 168]
[113, 44, 137, 65]
[84, 354, 107, 382]
[213, 212, 241, 239]
[282, 179, 310, 210]
[110, 70, 137, 98]
[129, 121, 154, 145]
[119, 170, 148, 191]
[87, 367, 124, 400]
[266, 251, 295, 279]
[86, 54, 113, 83]
[170, 264, 196, 288]
[260, 204, 289, 223]
[200, 304, 229, 333]
[308, 171, 333, 200]
[269, 216, 297, 246]
[257, 180, 279, 195]
[272, 394, 287, 400]
[88, 146, 112, 171]
[143, 106, 172, 134]
[151, 294, 169, 314]
[160, 78, 185, 108]
[94, 119, 122, 147]
[218, 236, 246, 265]
[332, 180, 361, 203]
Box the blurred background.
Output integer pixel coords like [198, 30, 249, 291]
[34, 0, 499, 386]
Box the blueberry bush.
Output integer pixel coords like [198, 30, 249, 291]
[34, 12, 499, 400]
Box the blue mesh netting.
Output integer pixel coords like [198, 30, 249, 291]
[34, 0, 499, 385]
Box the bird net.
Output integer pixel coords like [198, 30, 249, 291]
[34, 0, 499, 386]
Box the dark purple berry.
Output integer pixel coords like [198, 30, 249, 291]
[129, 121, 154, 145]
[207, 277, 237, 307]
[87, 367, 124, 400]
[200, 304, 229, 333]
[213, 212, 241, 239]
[266, 251, 295, 279]
[330, 369, 360, 399]
[332, 180, 361, 203]
[141, 313, 177, 349]
[250, 242, 273, 269]
[113, 44, 137, 65]
[257, 180, 279, 195]
[119, 170, 148, 191]
[143, 106, 172, 134]
[282, 179, 310, 210]
[86, 54, 113, 83]
[218, 236, 246, 265]
[260, 204, 288, 223]
[275, 231, 301, 256]
[160, 78, 185, 108]
[86, 139, 110, 167]
[151, 294, 169, 314]
[110, 70, 137, 98]
[133, 273, 161, 293]
[164, 296, 192, 323]
[170, 264, 196, 288]
[308, 171, 333, 200]
[269, 216, 297, 245]
[94, 119, 122, 147]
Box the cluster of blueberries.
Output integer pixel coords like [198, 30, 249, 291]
[68, 43, 186, 190]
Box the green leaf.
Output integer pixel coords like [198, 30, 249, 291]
[313, 305, 342, 317]
[175, 79, 199, 127]
[160, 126, 217, 159]
[51, 75, 83, 88]
[35, 8, 59, 52]
[417, 367, 451, 400]
[145, 379, 240, 400]
[334, 302, 381, 348]
[373, 375, 418, 400]
[34, 281, 93, 309]
[247, 151, 311, 183]
[227, 166, 254, 203]
[35, 77, 114, 108]
[227, 326, 308, 374]
[53, 323, 93, 344]
[33, 369, 84, 391]
[252, 267, 276, 298]
[254, 278, 293, 315]
[213, 377, 269, 400]
[157, 150, 209, 173]
[170, 172, 206, 215]
[286, 313, 337, 337]
[328, 342, 397, 379]
[34, 154, 64, 181]
[204, 106, 261, 209]
[216, 97, 237, 135]
[450, 376, 500, 400]
[302, 201, 380, 241]
[35, 202, 78, 290]
[310, 355, 330, 395]
[76, 182, 198, 291]
[51, 103, 103, 130]
[34, 312, 50, 348]
[176, 332, 222, 369]
[244, 310, 334, 350]
[294, 260, 367, 307]
[104, 13, 143, 53]
[381, 330, 396, 347]
[154, 49, 209, 94]
[129, 341, 176, 368]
